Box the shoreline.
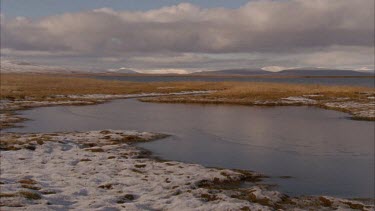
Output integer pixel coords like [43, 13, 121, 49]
[140, 95, 375, 121]
[0, 91, 214, 130]
[1, 90, 374, 130]
[1, 130, 373, 210]
[0, 87, 374, 209]
[1, 74, 374, 125]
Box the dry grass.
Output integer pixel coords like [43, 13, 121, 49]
[0, 73, 226, 100]
[1, 73, 372, 101]
[141, 82, 374, 105]
[1, 73, 374, 121]
[208, 83, 372, 101]
[139, 83, 374, 120]
[18, 191, 42, 200]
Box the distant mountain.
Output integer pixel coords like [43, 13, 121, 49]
[0, 60, 79, 73]
[106, 67, 139, 74]
[277, 68, 373, 76]
[192, 68, 271, 75]
[191, 67, 374, 76]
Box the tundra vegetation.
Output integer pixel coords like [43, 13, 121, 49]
[0, 73, 374, 209]
[1, 73, 373, 125]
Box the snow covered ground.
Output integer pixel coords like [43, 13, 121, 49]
[0, 130, 269, 210]
[0, 91, 374, 210]
[1, 130, 372, 210]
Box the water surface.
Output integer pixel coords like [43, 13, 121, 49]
[8, 99, 374, 198]
[93, 75, 375, 87]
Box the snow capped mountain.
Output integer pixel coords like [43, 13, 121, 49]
[106, 67, 139, 74]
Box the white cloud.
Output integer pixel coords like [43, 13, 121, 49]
[299, 46, 375, 67]
[1, 0, 373, 72]
[2, 0, 373, 55]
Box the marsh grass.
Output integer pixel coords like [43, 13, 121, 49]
[319, 197, 333, 207]
[0, 193, 18, 198]
[143, 82, 373, 103]
[0, 73, 225, 100]
[2, 73, 372, 101]
[342, 201, 366, 210]
[209, 83, 372, 100]
[18, 191, 42, 200]
[1, 73, 374, 121]
[18, 179, 37, 185]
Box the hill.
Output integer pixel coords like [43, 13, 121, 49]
[192, 68, 271, 75]
[277, 68, 373, 76]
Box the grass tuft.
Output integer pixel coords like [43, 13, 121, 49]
[19, 191, 42, 200]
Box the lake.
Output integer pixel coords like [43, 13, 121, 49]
[7, 99, 374, 198]
[92, 75, 375, 87]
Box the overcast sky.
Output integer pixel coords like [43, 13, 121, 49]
[1, 0, 374, 73]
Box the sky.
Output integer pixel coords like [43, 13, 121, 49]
[1, 0, 374, 73]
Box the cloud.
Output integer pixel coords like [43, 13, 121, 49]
[1, 0, 373, 72]
[298, 46, 375, 67]
[1, 0, 374, 55]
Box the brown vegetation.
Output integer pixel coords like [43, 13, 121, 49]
[18, 191, 42, 200]
[0, 73, 224, 100]
[1, 73, 374, 121]
[2, 73, 372, 101]
[142, 82, 373, 103]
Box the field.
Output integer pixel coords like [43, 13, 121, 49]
[0, 74, 225, 100]
[1, 73, 374, 122]
[1, 73, 373, 100]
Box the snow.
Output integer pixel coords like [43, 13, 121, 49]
[0, 100, 103, 116]
[281, 97, 317, 104]
[324, 101, 375, 119]
[1, 130, 373, 210]
[303, 94, 323, 97]
[65, 91, 215, 100]
[0, 130, 267, 210]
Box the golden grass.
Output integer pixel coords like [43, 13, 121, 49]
[0, 73, 227, 100]
[1, 73, 372, 101]
[209, 83, 373, 101]
[1, 73, 374, 120]
[140, 82, 374, 104]
[137, 81, 374, 120]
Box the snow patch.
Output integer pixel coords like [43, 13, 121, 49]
[281, 97, 317, 104]
[0, 130, 265, 210]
